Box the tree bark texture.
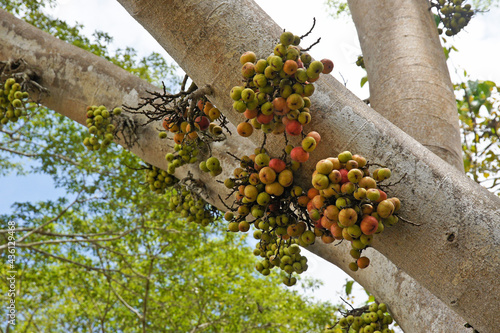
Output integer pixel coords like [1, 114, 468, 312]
[114, 1, 500, 331]
[0, 9, 472, 333]
[348, 0, 464, 171]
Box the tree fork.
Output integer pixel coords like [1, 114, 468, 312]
[1, 5, 498, 332]
[114, 1, 499, 331]
[0, 9, 469, 333]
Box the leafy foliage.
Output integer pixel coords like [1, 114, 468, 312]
[0, 149, 334, 331]
[471, 0, 500, 10]
[456, 78, 500, 194]
[324, 0, 350, 18]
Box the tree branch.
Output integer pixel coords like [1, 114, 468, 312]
[29, 247, 123, 275]
[96, 247, 144, 321]
[0, 146, 81, 167]
[14, 190, 83, 244]
[4, 226, 145, 249]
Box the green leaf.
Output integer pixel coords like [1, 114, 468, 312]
[360, 76, 368, 88]
[477, 82, 493, 99]
[463, 158, 471, 172]
[443, 47, 450, 60]
[468, 80, 479, 94]
[434, 14, 441, 27]
[345, 280, 354, 296]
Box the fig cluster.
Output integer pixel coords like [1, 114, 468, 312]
[145, 164, 178, 194]
[223, 148, 315, 286]
[145, 164, 219, 226]
[289, 130, 322, 164]
[254, 241, 307, 287]
[161, 100, 223, 141]
[301, 151, 401, 271]
[355, 56, 365, 69]
[231, 31, 333, 138]
[325, 302, 395, 333]
[83, 105, 121, 151]
[168, 185, 219, 226]
[164, 141, 201, 175]
[161, 100, 223, 176]
[0, 78, 29, 125]
[434, 0, 474, 36]
[199, 156, 223, 177]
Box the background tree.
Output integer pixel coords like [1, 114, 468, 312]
[0, 2, 337, 332]
[456, 79, 500, 193]
[0, 0, 499, 332]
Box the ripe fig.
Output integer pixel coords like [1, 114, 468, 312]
[321, 58, 334, 74]
[240, 51, 256, 65]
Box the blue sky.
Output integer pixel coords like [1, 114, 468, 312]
[0, 158, 65, 214]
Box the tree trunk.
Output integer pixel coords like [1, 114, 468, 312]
[345, 1, 473, 330]
[1, 4, 498, 332]
[348, 0, 464, 171]
[113, 1, 499, 331]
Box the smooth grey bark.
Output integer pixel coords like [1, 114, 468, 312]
[345, 1, 474, 330]
[113, 1, 499, 331]
[348, 0, 464, 171]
